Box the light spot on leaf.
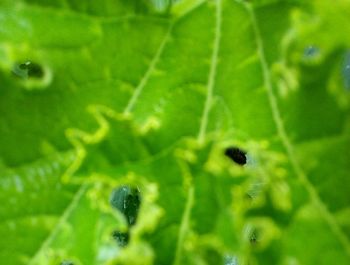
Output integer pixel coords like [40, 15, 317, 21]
[13, 175, 24, 193]
[342, 50, 350, 90]
[61, 260, 74, 265]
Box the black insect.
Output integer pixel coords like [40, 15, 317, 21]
[110, 185, 141, 226]
[12, 61, 44, 79]
[110, 185, 141, 247]
[224, 147, 247, 165]
[20, 61, 44, 78]
[112, 231, 129, 247]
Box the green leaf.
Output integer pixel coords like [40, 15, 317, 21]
[1, 0, 350, 264]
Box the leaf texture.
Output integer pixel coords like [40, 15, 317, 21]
[1, 0, 349, 264]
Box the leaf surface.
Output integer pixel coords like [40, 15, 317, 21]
[1, 0, 349, 264]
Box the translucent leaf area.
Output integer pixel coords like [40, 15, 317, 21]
[1, 0, 350, 264]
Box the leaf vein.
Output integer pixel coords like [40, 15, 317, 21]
[173, 187, 195, 265]
[123, 23, 173, 114]
[198, 0, 222, 143]
[27, 184, 88, 265]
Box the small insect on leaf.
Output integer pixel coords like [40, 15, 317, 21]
[112, 231, 129, 247]
[110, 185, 141, 226]
[224, 147, 247, 165]
[12, 61, 44, 79]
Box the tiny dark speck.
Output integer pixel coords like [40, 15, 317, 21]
[224, 147, 247, 165]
